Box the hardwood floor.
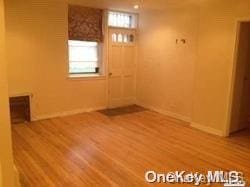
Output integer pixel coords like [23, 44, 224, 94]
[12, 110, 250, 186]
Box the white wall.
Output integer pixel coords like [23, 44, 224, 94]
[5, 0, 108, 120]
[137, 5, 198, 121]
[193, 0, 250, 136]
[5, 0, 250, 136]
[138, 0, 250, 136]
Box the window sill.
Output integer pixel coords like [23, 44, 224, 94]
[68, 74, 106, 80]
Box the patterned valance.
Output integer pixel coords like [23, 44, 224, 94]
[68, 5, 103, 42]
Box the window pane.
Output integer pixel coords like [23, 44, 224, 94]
[69, 62, 98, 74]
[68, 40, 99, 74]
[112, 33, 117, 42]
[69, 46, 97, 61]
[118, 33, 123, 42]
[123, 34, 128, 43]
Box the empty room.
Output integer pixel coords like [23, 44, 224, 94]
[0, 0, 250, 186]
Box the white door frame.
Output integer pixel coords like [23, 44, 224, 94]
[225, 18, 250, 136]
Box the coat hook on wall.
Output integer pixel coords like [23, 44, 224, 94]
[176, 39, 187, 44]
[180, 39, 186, 44]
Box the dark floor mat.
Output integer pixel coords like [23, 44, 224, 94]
[98, 105, 147, 117]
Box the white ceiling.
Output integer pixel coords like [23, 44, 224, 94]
[68, 0, 199, 12]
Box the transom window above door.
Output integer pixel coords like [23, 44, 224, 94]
[108, 11, 137, 29]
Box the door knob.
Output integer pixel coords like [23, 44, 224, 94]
[109, 73, 113, 76]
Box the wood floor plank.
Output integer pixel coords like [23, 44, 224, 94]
[12, 110, 250, 186]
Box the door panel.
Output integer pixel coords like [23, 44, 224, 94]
[111, 46, 122, 69]
[123, 76, 135, 98]
[109, 77, 123, 106]
[123, 47, 135, 67]
[108, 28, 136, 108]
[123, 46, 135, 76]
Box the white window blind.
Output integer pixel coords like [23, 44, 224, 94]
[108, 11, 137, 28]
[68, 40, 99, 74]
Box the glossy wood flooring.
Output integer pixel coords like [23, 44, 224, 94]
[12, 110, 250, 186]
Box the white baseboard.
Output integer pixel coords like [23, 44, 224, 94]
[31, 106, 107, 121]
[136, 101, 225, 136]
[31, 102, 225, 137]
[191, 122, 224, 136]
[137, 102, 191, 123]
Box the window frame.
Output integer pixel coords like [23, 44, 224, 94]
[68, 40, 102, 76]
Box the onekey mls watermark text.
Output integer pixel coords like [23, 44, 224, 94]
[145, 170, 246, 186]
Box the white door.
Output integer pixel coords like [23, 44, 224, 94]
[108, 28, 137, 108]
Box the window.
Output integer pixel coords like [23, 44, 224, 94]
[118, 33, 123, 42]
[68, 40, 100, 74]
[68, 5, 103, 76]
[111, 33, 135, 43]
[108, 11, 137, 28]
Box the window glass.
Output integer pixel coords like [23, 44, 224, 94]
[123, 34, 128, 43]
[68, 40, 99, 74]
[118, 33, 123, 42]
[112, 33, 117, 42]
[108, 11, 136, 28]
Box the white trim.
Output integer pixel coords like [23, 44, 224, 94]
[136, 102, 191, 123]
[191, 122, 225, 137]
[31, 101, 226, 137]
[107, 9, 139, 16]
[31, 106, 107, 121]
[104, 9, 110, 108]
[137, 101, 226, 136]
[9, 92, 32, 97]
[68, 74, 106, 80]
